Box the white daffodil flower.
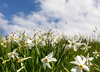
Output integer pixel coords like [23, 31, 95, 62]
[81, 53, 93, 67]
[71, 55, 89, 72]
[39, 41, 46, 47]
[18, 57, 32, 67]
[81, 43, 91, 53]
[41, 52, 57, 69]
[7, 49, 19, 60]
[76, 40, 84, 47]
[68, 38, 83, 51]
[52, 36, 59, 43]
[93, 50, 100, 59]
[64, 44, 71, 50]
[25, 39, 34, 49]
[68, 39, 77, 51]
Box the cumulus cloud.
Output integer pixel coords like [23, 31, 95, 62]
[0, 0, 100, 36]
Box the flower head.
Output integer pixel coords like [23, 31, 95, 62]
[93, 50, 100, 59]
[71, 55, 89, 72]
[81, 43, 91, 53]
[41, 52, 57, 69]
[81, 53, 93, 67]
[7, 49, 19, 60]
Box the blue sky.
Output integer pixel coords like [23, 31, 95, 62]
[0, 0, 100, 37]
[0, 0, 40, 20]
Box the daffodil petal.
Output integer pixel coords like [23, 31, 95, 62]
[49, 58, 57, 62]
[71, 66, 78, 72]
[46, 62, 51, 69]
[83, 65, 89, 72]
[71, 61, 79, 65]
[47, 52, 53, 58]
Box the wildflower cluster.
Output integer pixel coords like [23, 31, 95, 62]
[0, 28, 100, 72]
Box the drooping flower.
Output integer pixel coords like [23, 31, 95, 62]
[18, 57, 32, 67]
[41, 52, 57, 69]
[71, 55, 89, 72]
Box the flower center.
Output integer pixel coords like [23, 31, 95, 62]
[15, 38, 18, 40]
[45, 58, 48, 62]
[86, 60, 88, 62]
[44, 44, 46, 46]
[28, 44, 30, 47]
[42, 38, 44, 40]
[96, 53, 98, 56]
[71, 42, 74, 45]
[1, 43, 4, 46]
[53, 37, 55, 39]
[67, 45, 69, 47]
[85, 46, 88, 49]
[26, 42, 28, 45]
[11, 52, 14, 55]
[88, 64, 90, 66]
[18, 60, 22, 63]
[11, 36, 14, 39]
[47, 32, 50, 35]
[79, 65, 83, 69]
[24, 34, 26, 36]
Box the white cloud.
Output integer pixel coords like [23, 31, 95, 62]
[0, 13, 9, 30]
[0, 0, 100, 36]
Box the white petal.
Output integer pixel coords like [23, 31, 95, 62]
[76, 43, 83, 46]
[74, 45, 77, 51]
[43, 62, 46, 69]
[46, 62, 51, 69]
[13, 49, 17, 52]
[82, 57, 86, 65]
[86, 53, 89, 59]
[21, 62, 23, 66]
[41, 58, 45, 62]
[80, 55, 85, 60]
[7, 53, 11, 55]
[81, 48, 85, 50]
[71, 61, 79, 65]
[95, 56, 97, 59]
[71, 66, 78, 72]
[12, 55, 15, 59]
[88, 46, 91, 48]
[83, 65, 89, 71]
[68, 40, 71, 43]
[15, 53, 18, 56]
[88, 57, 93, 61]
[76, 68, 82, 72]
[47, 52, 53, 58]
[75, 55, 83, 65]
[89, 62, 93, 66]
[49, 58, 57, 62]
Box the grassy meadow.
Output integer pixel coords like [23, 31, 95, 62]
[0, 28, 100, 72]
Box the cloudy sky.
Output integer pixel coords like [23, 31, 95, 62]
[0, 0, 100, 36]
